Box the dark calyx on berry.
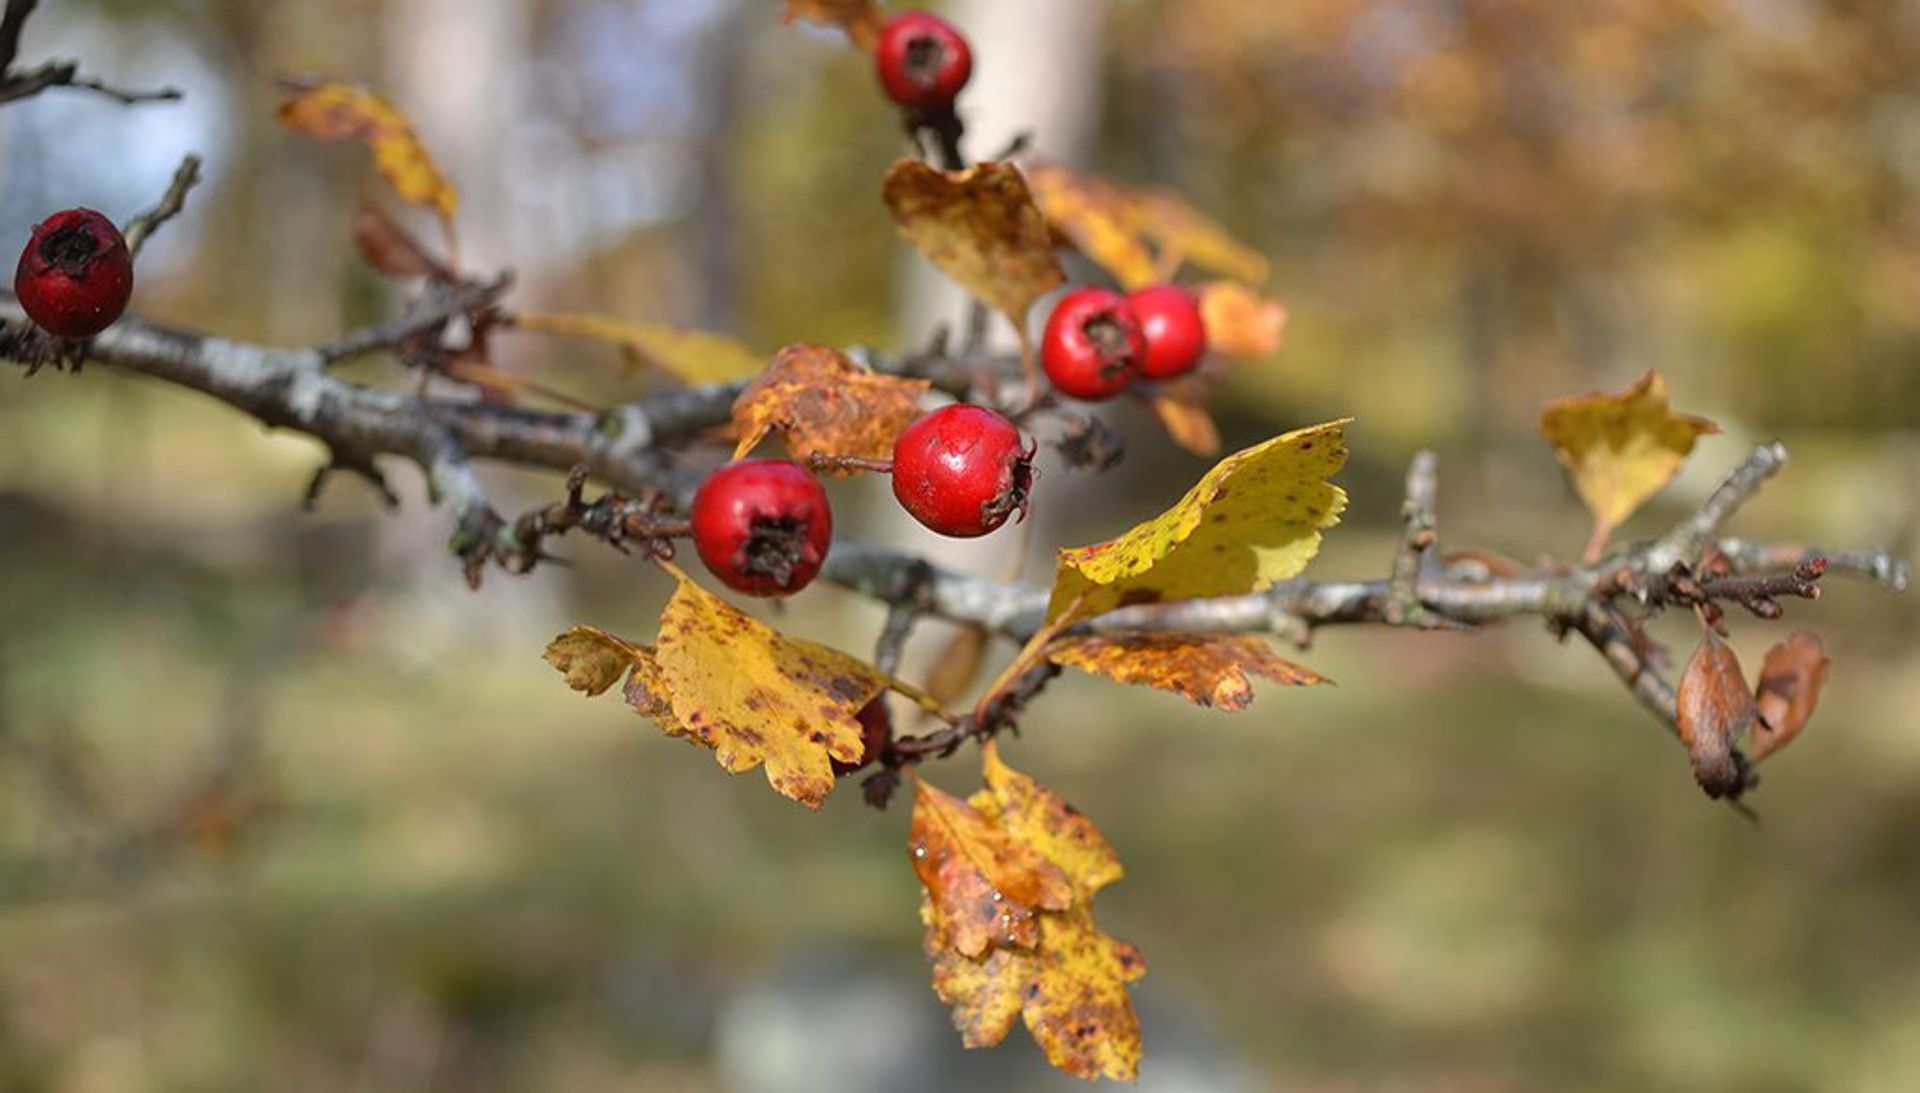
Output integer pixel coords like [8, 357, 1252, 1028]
[38, 223, 106, 276]
[689, 459, 833, 597]
[741, 514, 812, 589]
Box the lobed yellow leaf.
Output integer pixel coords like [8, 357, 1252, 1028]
[780, 0, 884, 49]
[513, 312, 767, 384]
[911, 778, 1073, 958]
[916, 745, 1146, 1081]
[1539, 371, 1719, 561]
[653, 573, 889, 807]
[731, 344, 930, 466]
[1046, 633, 1329, 710]
[882, 160, 1066, 329]
[277, 83, 457, 226]
[1024, 163, 1160, 290]
[1026, 162, 1270, 288]
[1199, 279, 1289, 357]
[1046, 419, 1350, 621]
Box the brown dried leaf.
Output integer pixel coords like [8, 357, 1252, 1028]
[1199, 280, 1289, 357]
[1676, 630, 1757, 797]
[351, 204, 444, 280]
[1751, 631, 1830, 762]
[911, 777, 1073, 958]
[653, 572, 890, 807]
[277, 82, 458, 228]
[882, 159, 1066, 329]
[1539, 371, 1720, 561]
[731, 344, 930, 466]
[1147, 392, 1222, 456]
[780, 0, 883, 49]
[1047, 633, 1328, 710]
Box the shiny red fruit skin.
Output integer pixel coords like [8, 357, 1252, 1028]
[875, 10, 973, 113]
[14, 208, 133, 338]
[690, 460, 833, 597]
[891, 404, 1032, 538]
[1128, 284, 1209, 380]
[1040, 287, 1148, 401]
[832, 698, 893, 776]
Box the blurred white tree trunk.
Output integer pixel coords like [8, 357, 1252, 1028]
[892, 0, 1106, 584]
[376, 0, 563, 657]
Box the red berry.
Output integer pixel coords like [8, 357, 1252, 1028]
[1128, 284, 1209, 380]
[875, 10, 973, 113]
[832, 698, 893, 776]
[690, 460, 833, 597]
[891, 404, 1033, 538]
[14, 208, 133, 339]
[1040, 287, 1148, 401]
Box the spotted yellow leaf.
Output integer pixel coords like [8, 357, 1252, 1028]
[1046, 420, 1350, 621]
[882, 160, 1066, 330]
[1046, 633, 1329, 709]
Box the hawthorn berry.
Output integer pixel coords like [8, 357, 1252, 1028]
[1040, 287, 1148, 401]
[14, 208, 134, 339]
[690, 459, 833, 597]
[891, 404, 1032, 538]
[1128, 284, 1209, 380]
[875, 10, 973, 114]
[832, 698, 893, 776]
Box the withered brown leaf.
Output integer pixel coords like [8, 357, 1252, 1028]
[1676, 630, 1757, 797]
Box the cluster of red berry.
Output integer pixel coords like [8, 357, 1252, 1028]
[1041, 284, 1208, 401]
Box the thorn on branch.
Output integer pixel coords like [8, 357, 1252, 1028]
[303, 450, 400, 510]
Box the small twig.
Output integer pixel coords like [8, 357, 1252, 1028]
[1644, 442, 1789, 572]
[807, 453, 893, 475]
[1384, 450, 1444, 627]
[123, 155, 203, 259]
[1715, 538, 1909, 592]
[318, 274, 510, 365]
[0, 63, 182, 108]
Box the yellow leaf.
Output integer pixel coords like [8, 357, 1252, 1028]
[1025, 162, 1269, 287]
[544, 626, 641, 697]
[780, 0, 884, 49]
[514, 312, 767, 384]
[917, 745, 1146, 1081]
[1047, 633, 1329, 709]
[1025, 163, 1160, 290]
[882, 160, 1066, 330]
[731, 344, 931, 465]
[1136, 190, 1271, 285]
[911, 777, 1073, 958]
[653, 573, 890, 807]
[1146, 391, 1221, 456]
[1046, 419, 1351, 621]
[277, 83, 457, 227]
[1199, 279, 1289, 357]
[1539, 371, 1719, 561]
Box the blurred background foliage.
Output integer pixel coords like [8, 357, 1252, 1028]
[1, 0, 1916, 1090]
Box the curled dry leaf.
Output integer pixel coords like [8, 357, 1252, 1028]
[1199, 279, 1289, 357]
[1751, 631, 1830, 761]
[651, 572, 891, 806]
[911, 777, 1072, 958]
[917, 744, 1145, 1082]
[1538, 371, 1719, 562]
[1046, 633, 1328, 709]
[1046, 419, 1350, 621]
[731, 344, 931, 466]
[512, 312, 766, 384]
[277, 82, 458, 229]
[1025, 162, 1270, 288]
[882, 160, 1066, 329]
[1676, 630, 1757, 798]
[780, 0, 883, 50]
[351, 204, 445, 280]
[544, 626, 641, 697]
